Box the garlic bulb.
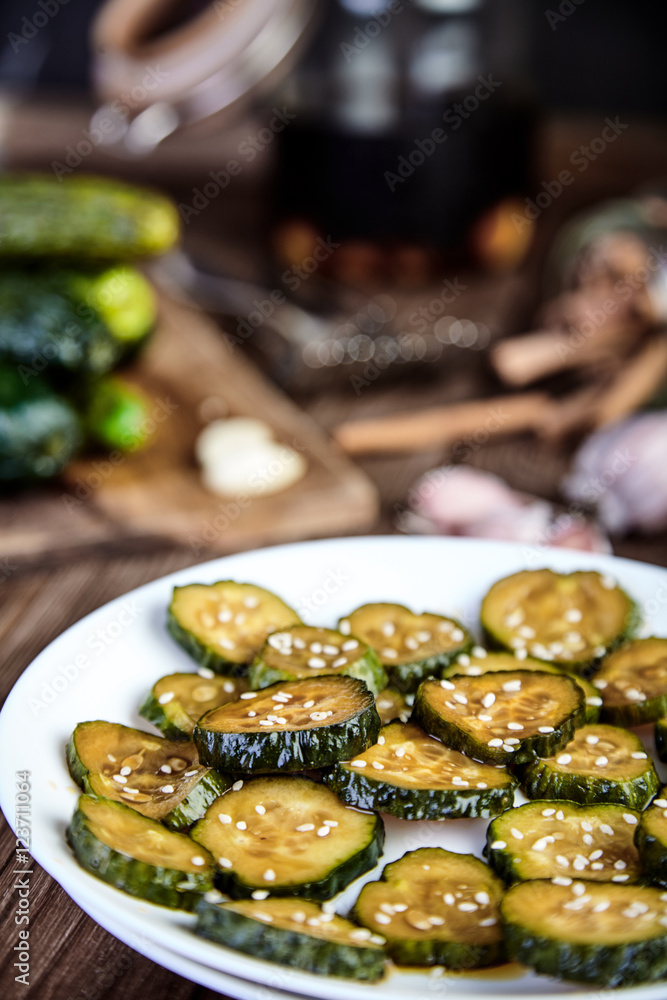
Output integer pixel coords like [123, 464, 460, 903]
[196, 417, 307, 498]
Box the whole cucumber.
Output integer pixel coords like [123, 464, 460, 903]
[0, 174, 179, 260]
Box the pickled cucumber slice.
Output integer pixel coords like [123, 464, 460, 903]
[193, 676, 380, 773]
[516, 724, 659, 809]
[323, 721, 516, 820]
[140, 671, 247, 739]
[168, 581, 301, 675]
[413, 671, 585, 765]
[248, 625, 387, 697]
[195, 898, 388, 980]
[353, 847, 504, 967]
[67, 721, 229, 831]
[190, 775, 384, 901]
[501, 879, 667, 986]
[481, 568, 639, 670]
[66, 795, 214, 909]
[594, 637, 667, 726]
[486, 800, 643, 883]
[339, 603, 472, 693]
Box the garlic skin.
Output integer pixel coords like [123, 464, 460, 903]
[563, 413, 667, 534]
[196, 417, 307, 498]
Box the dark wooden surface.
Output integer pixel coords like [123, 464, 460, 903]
[3, 109, 667, 1000]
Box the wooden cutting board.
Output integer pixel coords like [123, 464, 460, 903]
[0, 295, 378, 563]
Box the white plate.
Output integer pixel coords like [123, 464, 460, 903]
[2, 536, 667, 1000]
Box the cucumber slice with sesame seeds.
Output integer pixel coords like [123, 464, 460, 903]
[486, 800, 643, 884]
[67, 721, 231, 831]
[500, 879, 667, 987]
[248, 626, 388, 697]
[352, 847, 505, 968]
[339, 603, 472, 694]
[168, 582, 301, 675]
[413, 671, 585, 766]
[322, 721, 516, 820]
[195, 898, 388, 980]
[593, 637, 667, 727]
[190, 775, 384, 901]
[66, 795, 215, 910]
[193, 676, 380, 773]
[480, 568, 639, 671]
[442, 651, 603, 724]
[515, 724, 659, 810]
[139, 672, 248, 740]
[375, 686, 411, 725]
[635, 789, 667, 888]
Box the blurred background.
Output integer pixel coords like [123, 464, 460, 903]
[1, 0, 667, 566]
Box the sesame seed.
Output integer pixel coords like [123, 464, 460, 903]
[381, 622, 395, 637]
[444, 893, 455, 905]
[452, 776, 468, 786]
[453, 693, 468, 705]
[538, 726, 555, 734]
[507, 722, 524, 731]
[624, 814, 638, 825]
[475, 891, 490, 905]
[490, 840, 506, 850]
[223, 680, 235, 693]
[582, 821, 593, 832]
[395, 747, 406, 757]
[458, 902, 478, 913]
[595, 756, 609, 767]
[488, 738, 503, 747]
[451, 629, 465, 642]
[556, 856, 569, 868]
[573, 858, 587, 871]
[296, 824, 315, 832]
[612, 874, 630, 882]
[119, 766, 132, 776]
[350, 928, 372, 941]
[374, 912, 392, 925]
[339, 621, 351, 635]
[614, 860, 627, 870]
[515, 649, 528, 660]
[556, 811, 565, 821]
[600, 824, 614, 836]
[199, 667, 216, 679]
[593, 678, 607, 689]
[112, 775, 127, 784]
[509, 637, 526, 650]
[323, 644, 339, 655]
[259, 720, 274, 727]
[240, 693, 257, 700]
[589, 850, 603, 861]
[158, 692, 174, 705]
[440, 679, 455, 690]
[542, 808, 556, 817]
[477, 782, 488, 789]
[342, 639, 359, 651]
[482, 693, 496, 708]
[472, 646, 487, 658]
[303, 700, 315, 709]
[350, 760, 367, 768]
[479, 917, 497, 927]
[564, 608, 582, 623]
[532, 838, 549, 852]
[552, 876, 572, 885]
[191, 856, 205, 866]
[255, 805, 266, 815]
[600, 574, 616, 590]
[219, 638, 236, 651]
[236, 821, 247, 830]
[382, 648, 398, 659]
[370, 933, 388, 944]
[372, 762, 385, 770]
[308, 657, 326, 669]
[378, 736, 386, 745]
[160, 765, 172, 774]
[263, 869, 276, 881]
[631, 752, 648, 759]
[293, 638, 306, 649]
[310, 711, 328, 721]
[502, 680, 523, 693]
[252, 890, 269, 900]
[504, 610, 524, 628]
[317, 826, 330, 837]
[310, 642, 323, 654]
[218, 857, 232, 868]
[557, 754, 572, 765]
[122, 788, 139, 795]
[591, 863, 604, 871]
[518, 626, 536, 639]
[625, 688, 646, 702]
[478, 714, 493, 722]
[457, 654, 471, 666]
[511, 828, 524, 840]
[160, 784, 174, 794]
[248, 711, 257, 718]
[583, 834, 594, 846]
[218, 812, 232, 825]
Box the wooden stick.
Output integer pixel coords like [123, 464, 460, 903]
[334, 393, 553, 455]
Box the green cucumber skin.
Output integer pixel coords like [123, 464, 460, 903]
[66, 732, 89, 789]
[376, 936, 503, 970]
[602, 694, 667, 729]
[138, 690, 193, 740]
[635, 821, 667, 888]
[385, 639, 473, 695]
[66, 802, 213, 910]
[248, 650, 388, 699]
[167, 609, 249, 677]
[195, 901, 387, 980]
[655, 720, 667, 763]
[412, 679, 585, 766]
[322, 766, 515, 821]
[502, 912, 667, 987]
[161, 770, 232, 831]
[193, 707, 381, 774]
[516, 758, 659, 811]
[192, 814, 385, 903]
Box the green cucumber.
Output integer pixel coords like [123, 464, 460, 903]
[339, 603, 472, 693]
[248, 625, 387, 697]
[353, 847, 504, 968]
[501, 879, 667, 987]
[194, 675, 380, 773]
[516, 723, 659, 810]
[81, 377, 153, 452]
[0, 364, 82, 482]
[190, 775, 384, 901]
[635, 790, 667, 887]
[486, 800, 643, 883]
[594, 637, 667, 726]
[0, 173, 179, 259]
[168, 581, 301, 675]
[413, 671, 585, 766]
[323, 721, 516, 820]
[140, 671, 247, 739]
[443, 650, 603, 723]
[195, 898, 388, 980]
[481, 568, 639, 671]
[66, 720, 230, 831]
[66, 794, 214, 909]
[656, 718, 667, 762]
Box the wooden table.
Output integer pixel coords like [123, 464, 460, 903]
[2, 109, 667, 999]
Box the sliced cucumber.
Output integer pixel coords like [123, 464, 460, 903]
[66, 795, 214, 909]
[339, 603, 472, 693]
[656, 718, 667, 762]
[67, 721, 229, 831]
[195, 898, 387, 980]
[168, 582, 301, 675]
[486, 800, 643, 884]
[594, 637, 667, 726]
[375, 687, 411, 725]
[248, 626, 387, 697]
[353, 847, 504, 968]
[516, 723, 659, 810]
[140, 672, 247, 739]
[190, 775, 384, 901]
[481, 569, 639, 670]
[442, 651, 603, 724]
[635, 790, 667, 887]
[501, 879, 667, 987]
[323, 721, 516, 820]
[413, 671, 585, 766]
[194, 676, 380, 773]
